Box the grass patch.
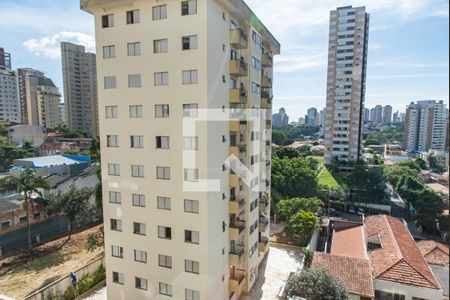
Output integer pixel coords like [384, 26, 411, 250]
[308, 156, 324, 164]
[13, 252, 66, 273]
[317, 167, 340, 188]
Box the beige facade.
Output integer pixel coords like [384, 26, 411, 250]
[324, 6, 369, 165]
[81, 0, 279, 299]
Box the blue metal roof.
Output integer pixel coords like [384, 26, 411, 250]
[14, 155, 90, 168]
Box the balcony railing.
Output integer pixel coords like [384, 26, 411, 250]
[229, 87, 247, 104]
[262, 52, 273, 67]
[229, 197, 245, 214]
[230, 28, 248, 49]
[261, 75, 272, 88]
[230, 59, 248, 77]
[229, 269, 246, 293]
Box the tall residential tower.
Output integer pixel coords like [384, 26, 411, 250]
[324, 6, 369, 165]
[81, 0, 279, 299]
[61, 42, 99, 137]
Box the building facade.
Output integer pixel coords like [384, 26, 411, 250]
[382, 105, 392, 125]
[61, 42, 99, 137]
[404, 100, 448, 153]
[80, 0, 279, 299]
[0, 47, 12, 70]
[324, 6, 369, 165]
[272, 107, 289, 128]
[0, 68, 20, 122]
[17, 68, 45, 124]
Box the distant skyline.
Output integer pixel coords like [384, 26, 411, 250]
[0, 0, 448, 120]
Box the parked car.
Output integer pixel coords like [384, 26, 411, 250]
[326, 208, 340, 217]
[348, 207, 356, 214]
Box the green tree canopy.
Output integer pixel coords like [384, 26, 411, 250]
[415, 189, 447, 233]
[288, 210, 319, 245]
[277, 197, 323, 221]
[0, 136, 34, 172]
[272, 129, 288, 145]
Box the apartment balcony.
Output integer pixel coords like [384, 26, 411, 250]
[261, 52, 273, 67]
[230, 28, 248, 49]
[259, 217, 269, 232]
[229, 269, 246, 294]
[229, 246, 245, 267]
[259, 199, 269, 214]
[229, 221, 246, 241]
[229, 146, 239, 157]
[261, 98, 271, 109]
[229, 197, 245, 215]
[229, 87, 247, 104]
[230, 120, 240, 132]
[259, 237, 269, 252]
[229, 172, 240, 188]
[261, 75, 272, 88]
[230, 59, 248, 77]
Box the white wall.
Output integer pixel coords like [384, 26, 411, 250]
[374, 279, 443, 300]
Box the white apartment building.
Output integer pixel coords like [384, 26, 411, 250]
[324, 6, 369, 166]
[0, 68, 20, 122]
[80, 0, 279, 299]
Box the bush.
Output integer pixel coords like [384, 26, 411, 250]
[302, 247, 314, 268]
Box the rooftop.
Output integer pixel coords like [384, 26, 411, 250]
[416, 240, 449, 267]
[365, 215, 441, 290]
[331, 220, 367, 259]
[12, 155, 90, 168]
[312, 252, 374, 298]
[426, 183, 449, 196]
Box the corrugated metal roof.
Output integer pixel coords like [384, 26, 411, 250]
[14, 155, 84, 168]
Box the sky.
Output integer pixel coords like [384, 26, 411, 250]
[0, 0, 448, 121]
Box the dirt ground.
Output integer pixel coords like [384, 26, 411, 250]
[0, 225, 104, 299]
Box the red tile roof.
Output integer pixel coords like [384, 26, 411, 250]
[365, 215, 441, 289]
[417, 240, 449, 267]
[331, 221, 366, 259]
[312, 252, 374, 298]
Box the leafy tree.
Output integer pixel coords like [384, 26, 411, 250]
[0, 136, 34, 172]
[272, 146, 301, 159]
[0, 124, 8, 136]
[22, 140, 39, 156]
[50, 185, 94, 242]
[64, 149, 80, 156]
[286, 268, 347, 300]
[364, 123, 404, 145]
[277, 197, 323, 221]
[415, 158, 428, 170]
[396, 160, 420, 173]
[288, 210, 319, 245]
[95, 166, 103, 213]
[85, 226, 104, 252]
[0, 168, 49, 257]
[55, 124, 87, 138]
[415, 189, 447, 233]
[286, 125, 320, 139]
[272, 129, 288, 145]
[302, 247, 314, 268]
[89, 137, 101, 161]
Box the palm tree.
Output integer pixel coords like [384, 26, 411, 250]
[0, 167, 49, 258]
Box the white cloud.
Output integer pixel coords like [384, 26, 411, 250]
[23, 31, 95, 59]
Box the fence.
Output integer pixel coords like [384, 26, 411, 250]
[23, 256, 105, 300]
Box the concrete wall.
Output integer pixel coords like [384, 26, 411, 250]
[374, 279, 443, 300]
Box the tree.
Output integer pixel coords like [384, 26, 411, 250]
[302, 247, 314, 269]
[272, 129, 288, 145]
[94, 166, 103, 213]
[288, 210, 319, 245]
[0, 136, 34, 172]
[286, 268, 347, 300]
[85, 226, 104, 252]
[50, 185, 94, 242]
[89, 137, 101, 161]
[415, 158, 428, 170]
[277, 197, 323, 221]
[0, 168, 49, 257]
[414, 189, 447, 234]
[64, 149, 80, 156]
[272, 146, 301, 159]
[55, 124, 87, 138]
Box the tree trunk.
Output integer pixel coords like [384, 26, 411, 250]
[25, 194, 32, 260]
[67, 221, 72, 242]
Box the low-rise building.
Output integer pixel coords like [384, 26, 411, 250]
[7, 124, 46, 147]
[10, 155, 91, 177]
[427, 183, 449, 197]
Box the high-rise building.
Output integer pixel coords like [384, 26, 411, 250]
[0, 68, 20, 122]
[61, 42, 98, 137]
[324, 6, 369, 165]
[393, 111, 400, 124]
[382, 105, 392, 125]
[0, 47, 12, 70]
[25, 76, 62, 129]
[81, 0, 280, 299]
[307, 107, 318, 125]
[374, 105, 382, 124]
[17, 68, 46, 124]
[272, 107, 289, 128]
[369, 107, 375, 122]
[319, 108, 327, 133]
[404, 100, 449, 152]
[362, 107, 369, 122]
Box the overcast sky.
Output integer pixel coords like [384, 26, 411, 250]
[0, 0, 448, 120]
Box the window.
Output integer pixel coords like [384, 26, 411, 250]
[183, 104, 198, 117]
[109, 191, 121, 204]
[134, 250, 147, 263]
[102, 14, 114, 28]
[105, 106, 118, 118]
[185, 259, 199, 274]
[126, 9, 140, 24]
[251, 82, 260, 94]
[158, 226, 172, 239]
[156, 136, 169, 149]
[135, 277, 148, 290]
[132, 194, 145, 207]
[129, 105, 143, 118]
[186, 289, 200, 300]
[127, 42, 141, 56]
[111, 245, 123, 258]
[103, 45, 115, 59]
[182, 35, 198, 50]
[1, 221, 11, 229]
[182, 70, 198, 85]
[19, 216, 27, 223]
[252, 30, 262, 47]
[131, 165, 144, 178]
[112, 272, 124, 284]
[104, 76, 116, 89]
[184, 230, 199, 244]
[159, 282, 173, 297]
[158, 254, 172, 268]
[155, 104, 169, 118]
[251, 56, 261, 70]
[375, 291, 406, 300]
[108, 164, 120, 176]
[154, 39, 168, 53]
[184, 168, 199, 182]
[131, 135, 144, 148]
[157, 196, 171, 210]
[153, 5, 167, 20]
[154, 72, 169, 86]
[107, 135, 119, 147]
[183, 137, 198, 150]
[181, 0, 197, 15]
[156, 167, 170, 180]
[110, 218, 122, 231]
[184, 199, 199, 214]
[133, 222, 146, 235]
[128, 74, 142, 87]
